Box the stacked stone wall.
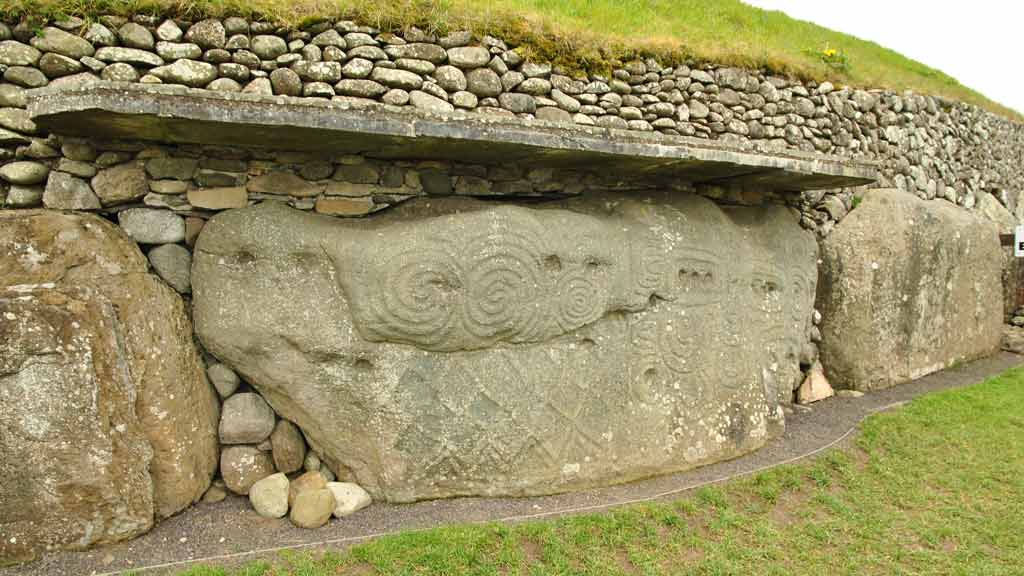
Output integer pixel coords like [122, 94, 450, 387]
[1, 13, 1023, 236]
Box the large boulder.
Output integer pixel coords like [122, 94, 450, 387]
[0, 287, 154, 564]
[0, 210, 219, 562]
[193, 193, 817, 502]
[817, 189, 1002, 390]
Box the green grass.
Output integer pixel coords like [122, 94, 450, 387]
[164, 366, 1024, 575]
[5, 0, 1023, 121]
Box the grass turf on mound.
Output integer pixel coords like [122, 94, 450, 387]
[6, 0, 1023, 121]
[165, 366, 1024, 575]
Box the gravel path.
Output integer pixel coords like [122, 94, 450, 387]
[7, 351, 1022, 576]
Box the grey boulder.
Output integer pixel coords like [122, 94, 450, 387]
[193, 194, 817, 502]
[219, 392, 276, 444]
[817, 189, 1002, 390]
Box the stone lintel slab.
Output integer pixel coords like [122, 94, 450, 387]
[27, 83, 878, 192]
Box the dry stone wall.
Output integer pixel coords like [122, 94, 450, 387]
[1, 14, 1022, 235]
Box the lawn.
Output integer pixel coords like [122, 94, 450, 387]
[5, 0, 1022, 121]
[163, 367, 1024, 575]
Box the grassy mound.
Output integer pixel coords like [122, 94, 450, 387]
[6, 0, 1021, 120]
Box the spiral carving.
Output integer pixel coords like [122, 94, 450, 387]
[659, 316, 698, 374]
[461, 230, 547, 341]
[555, 269, 607, 332]
[372, 243, 463, 347]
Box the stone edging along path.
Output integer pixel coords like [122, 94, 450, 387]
[7, 351, 1021, 576]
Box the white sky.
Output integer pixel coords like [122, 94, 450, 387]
[743, 1, 1024, 115]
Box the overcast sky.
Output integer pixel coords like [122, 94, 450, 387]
[743, 1, 1024, 114]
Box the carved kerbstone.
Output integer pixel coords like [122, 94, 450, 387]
[193, 193, 817, 502]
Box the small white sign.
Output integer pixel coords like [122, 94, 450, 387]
[1016, 225, 1024, 257]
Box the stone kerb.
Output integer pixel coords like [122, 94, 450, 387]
[0, 11, 1019, 567]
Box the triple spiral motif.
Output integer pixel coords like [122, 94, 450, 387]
[359, 218, 610, 350]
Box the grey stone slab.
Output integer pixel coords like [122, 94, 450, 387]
[26, 83, 877, 192]
[192, 193, 819, 502]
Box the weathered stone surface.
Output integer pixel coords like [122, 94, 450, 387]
[251, 35, 287, 60]
[977, 192, 1016, 234]
[0, 84, 26, 107]
[288, 471, 328, 507]
[193, 194, 817, 502]
[314, 196, 375, 216]
[146, 156, 199, 180]
[0, 210, 146, 285]
[185, 216, 204, 247]
[370, 67, 423, 90]
[45, 71, 98, 89]
[465, 67, 501, 97]
[0, 40, 41, 66]
[201, 482, 227, 504]
[249, 472, 289, 518]
[0, 287, 154, 564]
[796, 363, 833, 404]
[271, 419, 307, 474]
[95, 46, 164, 67]
[499, 92, 536, 114]
[156, 41, 203, 60]
[248, 171, 324, 197]
[84, 23, 117, 47]
[537, 106, 573, 124]
[101, 62, 140, 82]
[270, 68, 302, 96]
[327, 482, 372, 517]
[118, 22, 155, 50]
[87, 273, 219, 518]
[207, 362, 240, 398]
[150, 59, 218, 87]
[1001, 325, 1024, 354]
[0, 161, 49, 185]
[157, 20, 184, 42]
[220, 392, 276, 445]
[434, 65, 466, 92]
[118, 208, 186, 244]
[220, 446, 275, 495]
[384, 43, 447, 64]
[0, 127, 30, 146]
[184, 19, 226, 50]
[5, 185, 43, 207]
[446, 46, 490, 69]
[341, 58, 373, 79]
[187, 186, 248, 209]
[4, 65, 48, 88]
[148, 243, 192, 293]
[409, 89, 454, 113]
[818, 189, 1002, 391]
[289, 488, 335, 529]
[43, 171, 100, 209]
[335, 78, 388, 98]
[38, 52, 84, 78]
[0, 210, 219, 561]
[0, 107, 38, 133]
[92, 164, 149, 206]
[294, 61, 343, 83]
